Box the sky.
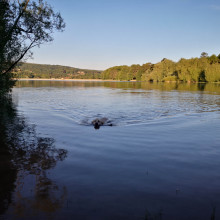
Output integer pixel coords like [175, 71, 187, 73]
[28, 0, 220, 70]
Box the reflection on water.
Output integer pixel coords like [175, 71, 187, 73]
[16, 79, 220, 92]
[0, 95, 17, 215]
[1, 80, 220, 219]
[0, 94, 67, 219]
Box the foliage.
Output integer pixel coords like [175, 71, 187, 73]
[101, 63, 152, 81]
[142, 59, 176, 82]
[102, 54, 220, 82]
[0, 0, 65, 93]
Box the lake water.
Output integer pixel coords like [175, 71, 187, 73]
[1, 80, 220, 220]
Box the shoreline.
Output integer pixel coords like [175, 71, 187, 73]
[15, 78, 137, 82]
[15, 78, 220, 84]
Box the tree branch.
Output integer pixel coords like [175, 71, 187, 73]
[1, 0, 30, 51]
[24, 0, 30, 10]
[2, 41, 35, 75]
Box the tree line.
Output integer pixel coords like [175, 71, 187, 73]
[101, 53, 220, 82]
[13, 53, 220, 83]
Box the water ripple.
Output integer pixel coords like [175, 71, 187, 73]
[13, 85, 220, 128]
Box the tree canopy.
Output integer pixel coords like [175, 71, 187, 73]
[101, 54, 220, 83]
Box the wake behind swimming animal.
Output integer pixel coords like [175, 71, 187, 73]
[92, 118, 112, 129]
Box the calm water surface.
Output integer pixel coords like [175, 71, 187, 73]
[1, 80, 220, 220]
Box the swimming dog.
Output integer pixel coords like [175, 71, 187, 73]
[92, 117, 112, 129]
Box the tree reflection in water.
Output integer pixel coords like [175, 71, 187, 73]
[0, 94, 67, 219]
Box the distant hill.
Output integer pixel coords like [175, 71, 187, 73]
[14, 63, 102, 79]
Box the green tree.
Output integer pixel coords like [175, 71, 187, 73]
[208, 54, 218, 64]
[0, 0, 65, 92]
[142, 59, 176, 82]
[200, 52, 208, 58]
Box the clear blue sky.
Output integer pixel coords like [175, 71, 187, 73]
[29, 0, 220, 70]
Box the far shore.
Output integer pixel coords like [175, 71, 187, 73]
[15, 78, 220, 84]
[16, 78, 137, 82]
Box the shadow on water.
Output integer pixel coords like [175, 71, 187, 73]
[0, 93, 67, 219]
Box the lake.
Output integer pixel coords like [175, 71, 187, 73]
[1, 80, 220, 220]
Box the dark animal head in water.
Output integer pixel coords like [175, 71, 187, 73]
[92, 118, 108, 129]
[94, 122, 100, 129]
